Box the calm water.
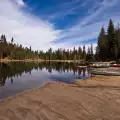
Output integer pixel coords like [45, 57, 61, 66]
[0, 62, 89, 99]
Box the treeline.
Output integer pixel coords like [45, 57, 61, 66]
[0, 35, 94, 60]
[1, 19, 120, 61]
[39, 45, 94, 61]
[0, 36, 39, 60]
[96, 19, 120, 61]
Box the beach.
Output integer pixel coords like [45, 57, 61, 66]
[0, 76, 120, 120]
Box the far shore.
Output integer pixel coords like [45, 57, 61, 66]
[0, 75, 120, 120]
[0, 59, 85, 63]
[0, 59, 116, 64]
[0, 59, 45, 63]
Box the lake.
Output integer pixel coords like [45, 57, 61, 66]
[0, 62, 90, 99]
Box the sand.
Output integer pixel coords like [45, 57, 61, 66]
[0, 76, 120, 120]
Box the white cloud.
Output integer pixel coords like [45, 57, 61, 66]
[0, 0, 61, 51]
[16, 0, 25, 6]
[79, 0, 119, 26]
[0, 0, 120, 53]
[50, 0, 120, 53]
[54, 0, 120, 47]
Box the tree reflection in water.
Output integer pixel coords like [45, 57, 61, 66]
[0, 62, 88, 86]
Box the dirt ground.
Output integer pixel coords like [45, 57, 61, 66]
[0, 76, 120, 120]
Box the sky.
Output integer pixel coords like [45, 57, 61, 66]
[0, 0, 120, 51]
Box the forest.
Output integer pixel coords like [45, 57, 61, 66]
[96, 19, 120, 61]
[0, 19, 120, 61]
[0, 36, 38, 60]
[0, 35, 93, 61]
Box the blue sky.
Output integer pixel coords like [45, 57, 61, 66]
[0, 0, 120, 51]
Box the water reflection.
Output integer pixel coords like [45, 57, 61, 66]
[0, 62, 89, 87]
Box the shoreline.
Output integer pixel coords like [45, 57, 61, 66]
[1, 75, 119, 103]
[0, 76, 120, 119]
[0, 59, 45, 63]
[0, 59, 85, 63]
[0, 81, 51, 103]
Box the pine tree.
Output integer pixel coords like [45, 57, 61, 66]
[73, 47, 76, 60]
[78, 46, 82, 60]
[98, 27, 108, 60]
[95, 46, 99, 60]
[86, 47, 91, 60]
[0, 35, 4, 43]
[48, 48, 52, 60]
[11, 37, 14, 44]
[3, 35, 7, 43]
[82, 45, 86, 60]
[90, 44, 93, 56]
[115, 23, 120, 59]
[107, 19, 116, 60]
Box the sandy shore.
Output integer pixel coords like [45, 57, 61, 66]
[0, 76, 120, 120]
